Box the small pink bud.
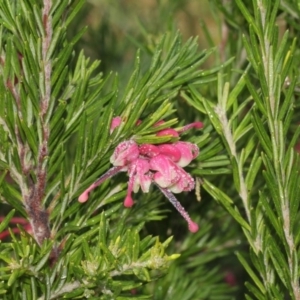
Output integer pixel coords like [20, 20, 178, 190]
[110, 117, 122, 134]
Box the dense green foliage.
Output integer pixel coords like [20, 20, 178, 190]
[0, 0, 300, 299]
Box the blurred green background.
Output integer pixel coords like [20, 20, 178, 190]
[70, 0, 220, 74]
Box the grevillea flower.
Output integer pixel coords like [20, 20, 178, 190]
[79, 117, 203, 233]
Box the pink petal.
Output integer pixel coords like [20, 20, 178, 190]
[169, 170, 195, 193]
[174, 142, 199, 167]
[157, 144, 181, 162]
[150, 155, 180, 188]
[110, 140, 139, 166]
[153, 172, 174, 188]
[124, 158, 151, 207]
[129, 158, 152, 193]
[139, 144, 160, 158]
[137, 174, 152, 193]
[135, 159, 152, 193]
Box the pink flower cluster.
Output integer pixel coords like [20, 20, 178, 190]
[79, 117, 203, 233]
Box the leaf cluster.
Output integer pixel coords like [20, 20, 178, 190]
[0, 212, 178, 299]
[0, 0, 237, 299]
[184, 0, 300, 299]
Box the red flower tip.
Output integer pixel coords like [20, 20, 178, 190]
[78, 192, 89, 203]
[124, 195, 134, 207]
[188, 222, 199, 233]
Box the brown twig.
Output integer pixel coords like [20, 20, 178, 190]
[24, 0, 53, 246]
[1, 0, 55, 251]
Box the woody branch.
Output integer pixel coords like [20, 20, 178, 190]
[25, 0, 52, 246]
